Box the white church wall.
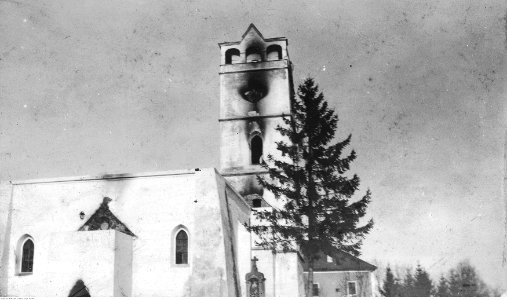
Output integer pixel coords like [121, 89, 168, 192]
[274, 251, 305, 297]
[252, 249, 304, 297]
[114, 230, 133, 296]
[186, 168, 249, 297]
[223, 184, 251, 297]
[1, 169, 250, 297]
[214, 171, 240, 296]
[8, 230, 132, 296]
[251, 249, 275, 296]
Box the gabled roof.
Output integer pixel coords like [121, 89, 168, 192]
[78, 197, 136, 237]
[304, 248, 376, 272]
[242, 23, 264, 40]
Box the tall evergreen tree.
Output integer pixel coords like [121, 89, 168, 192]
[413, 264, 433, 296]
[401, 269, 415, 296]
[247, 78, 373, 296]
[381, 266, 398, 297]
[435, 274, 450, 297]
[393, 278, 403, 297]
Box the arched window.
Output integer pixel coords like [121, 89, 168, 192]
[246, 47, 262, 62]
[266, 45, 282, 61]
[225, 48, 240, 64]
[175, 230, 188, 264]
[21, 239, 34, 273]
[251, 136, 263, 165]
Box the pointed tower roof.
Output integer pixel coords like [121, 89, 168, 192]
[303, 248, 377, 272]
[242, 23, 264, 40]
[218, 24, 286, 46]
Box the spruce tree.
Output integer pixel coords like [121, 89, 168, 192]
[381, 266, 398, 297]
[393, 278, 403, 297]
[413, 264, 433, 296]
[435, 274, 450, 297]
[402, 269, 415, 296]
[247, 78, 373, 296]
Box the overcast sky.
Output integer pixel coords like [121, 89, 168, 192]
[0, 0, 506, 290]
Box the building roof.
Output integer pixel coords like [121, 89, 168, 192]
[304, 248, 376, 272]
[218, 24, 287, 47]
[242, 23, 264, 39]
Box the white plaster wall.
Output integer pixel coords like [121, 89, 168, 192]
[47, 230, 118, 297]
[274, 252, 304, 297]
[309, 270, 374, 297]
[9, 230, 123, 296]
[185, 169, 249, 297]
[6, 172, 197, 296]
[220, 117, 288, 171]
[214, 172, 239, 296]
[2, 169, 251, 296]
[252, 249, 304, 297]
[224, 185, 251, 296]
[251, 249, 275, 296]
[114, 231, 133, 296]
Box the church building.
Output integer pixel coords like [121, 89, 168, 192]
[0, 24, 375, 297]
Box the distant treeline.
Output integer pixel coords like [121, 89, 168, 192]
[380, 260, 500, 297]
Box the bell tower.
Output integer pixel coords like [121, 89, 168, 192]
[218, 24, 294, 199]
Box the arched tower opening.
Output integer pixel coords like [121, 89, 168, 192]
[246, 46, 262, 62]
[225, 48, 240, 64]
[266, 44, 282, 60]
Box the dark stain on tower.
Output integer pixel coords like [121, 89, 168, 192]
[218, 24, 294, 201]
[239, 71, 269, 104]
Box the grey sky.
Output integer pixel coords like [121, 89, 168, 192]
[0, 0, 505, 289]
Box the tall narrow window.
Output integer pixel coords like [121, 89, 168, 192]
[21, 239, 34, 273]
[251, 136, 263, 165]
[175, 230, 188, 264]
